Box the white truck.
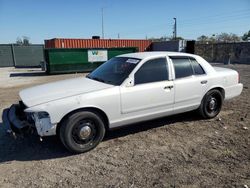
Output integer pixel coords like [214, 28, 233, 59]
[2, 52, 243, 153]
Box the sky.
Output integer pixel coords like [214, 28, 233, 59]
[0, 0, 250, 44]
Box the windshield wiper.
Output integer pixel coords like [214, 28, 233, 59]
[87, 75, 114, 85]
[90, 76, 106, 83]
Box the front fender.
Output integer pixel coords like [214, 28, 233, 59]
[24, 87, 120, 125]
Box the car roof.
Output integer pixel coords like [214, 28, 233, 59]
[117, 51, 198, 60]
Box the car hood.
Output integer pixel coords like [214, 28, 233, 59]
[19, 77, 113, 107]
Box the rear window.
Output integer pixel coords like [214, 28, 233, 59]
[190, 59, 205, 75]
[171, 58, 193, 79]
[171, 57, 206, 79]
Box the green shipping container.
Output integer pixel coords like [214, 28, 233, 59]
[44, 47, 138, 74]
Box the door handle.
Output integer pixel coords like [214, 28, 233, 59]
[164, 85, 174, 89]
[201, 80, 207, 84]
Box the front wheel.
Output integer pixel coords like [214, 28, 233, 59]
[199, 89, 223, 119]
[60, 111, 105, 153]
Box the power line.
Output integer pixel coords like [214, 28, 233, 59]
[181, 22, 249, 35]
[180, 8, 250, 23]
[179, 15, 250, 28]
[105, 8, 250, 39]
[180, 13, 250, 26]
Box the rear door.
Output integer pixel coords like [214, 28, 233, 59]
[170, 56, 208, 112]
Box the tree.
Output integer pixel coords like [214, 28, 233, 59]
[23, 36, 30, 45]
[148, 36, 172, 42]
[197, 34, 216, 43]
[242, 30, 250, 41]
[216, 33, 240, 42]
[173, 36, 184, 41]
[16, 37, 23, 45]
[229, 33, 241, 42]
[197, 35, 209, 42]
[16, 36, 31, 45]
[148, 35, 184, 42]
[197, 33, 241, 43]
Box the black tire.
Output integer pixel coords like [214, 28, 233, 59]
[59, 111, 105, 153]
[199, 89, 223, 119]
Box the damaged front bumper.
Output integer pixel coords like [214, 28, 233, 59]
[2, 104, 34, 135]
[2, 102, 56, 137]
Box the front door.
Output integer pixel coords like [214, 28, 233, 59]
[120, 57, 174, 116]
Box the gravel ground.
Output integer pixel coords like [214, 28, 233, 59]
[0, 64, 249, 188]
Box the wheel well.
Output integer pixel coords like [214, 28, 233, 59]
[56, 107, 110, 135]
[200, 87, 225, 105]
[209, 87, 225, 99]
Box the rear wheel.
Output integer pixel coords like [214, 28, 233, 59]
[60, 111, 105, 153]
[199, 89, 223, 119]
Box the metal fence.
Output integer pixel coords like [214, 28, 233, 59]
[0, 44, 44, 67]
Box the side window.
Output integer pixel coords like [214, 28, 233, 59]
[135, 58, 168, 85]
[190, 59, 205, 75]
[171, 58, 193, 79]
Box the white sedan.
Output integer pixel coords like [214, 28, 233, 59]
[2, 52, 243, 153]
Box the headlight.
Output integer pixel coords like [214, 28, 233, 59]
[31, 111, 54, 136]
[32, 111, 50, 121]
[36, 112, 49, 119]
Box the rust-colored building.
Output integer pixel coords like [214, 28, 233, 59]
[44, 38, 152, 52]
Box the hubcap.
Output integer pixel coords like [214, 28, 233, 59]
[208, 97, 217, 110]
[79, 125, 92, 140]
[72, 119, 97, 145]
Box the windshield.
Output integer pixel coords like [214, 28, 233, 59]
[87, 57, 141, 85]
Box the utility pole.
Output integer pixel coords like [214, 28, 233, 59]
[173, 17, 177, 40]
[118, 33, 120, 39]
[102, 8, 104, 39]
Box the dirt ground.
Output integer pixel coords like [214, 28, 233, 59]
[0, 65, 249, 188]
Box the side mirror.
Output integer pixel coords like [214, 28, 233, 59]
[125, 77, 134, 87]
